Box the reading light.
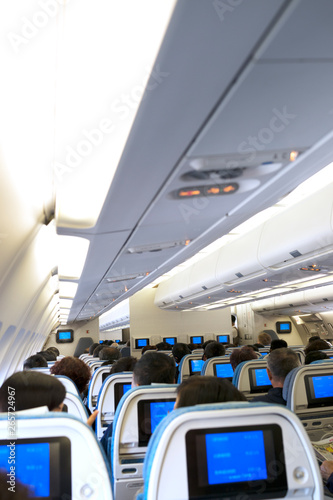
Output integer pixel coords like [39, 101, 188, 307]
[290, 150, 299, 161]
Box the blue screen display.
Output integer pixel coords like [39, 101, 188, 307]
[164, 338, 175, 345]
[150, 401, 175, 434]
[0, 443, 50, 496]
[137, 339, 148, 347]
[191, 359, 204, 373]
[217, 335, 229, 343]
[206, 431, 267, 485]
[312, 375, 333, 398]
[123, 383, 132, 396]
[279, 323, 290, 331]
[115, 339, 120, 343]
[215, 363, 234, 378]
[192, 336, 203, 344]
[255, 369, 271, 386]
[59, 331, 71, 340]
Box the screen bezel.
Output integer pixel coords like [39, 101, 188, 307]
[162, 337, 177, 346]
[134, 338, 150, 349]
[276, 321, 291, 334]
[114, 382, 132, 410]
[213, 362, 234, 381]
[216, 335, 230, 344]
[189, 359, 205, 376]
[56, 329, 74, 344]
[190, 336, 204, 345]
[137, 398, 175, 447]
[0, 437, 71, 499]
[304, 373, 333, 408]
[186, 424, 287, 499]
[248, 367, 272, 393]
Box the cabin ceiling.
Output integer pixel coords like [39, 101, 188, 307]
[54, 0, 333, 323]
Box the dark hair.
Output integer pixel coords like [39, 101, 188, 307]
[308, 335, 321, 343]
[37, 350, 56, 361]
[172, 343, 191, 363]
[253, 343, 264, 348]
[109, 356, 137, 374]
[257, 332, 272, 345]
[270, 339, 288, 351]
[202, 340, 214, 350]
[246, 344, 259, 352]
[99, 347, 120, 362]
[304, 339, 331, 355]
[50, 357, 91, 393]
[230, 346, 257, 371]
[156, 342, 172, 351]
[89, 342, 99, 355]
[0, 471, 32, 499]
[0, 371, 65, 412]
[47, 346, 60, 357]
[93, 345, 104, 358]
[133, 352, 176, 385]
[141, 345, 157, 355]
[267, 348, 300, 381]
[176, 376, 246, 408]
[23, 354, 48, 369]
[305, 351, 330, 365]
[204, 341, 225, 359]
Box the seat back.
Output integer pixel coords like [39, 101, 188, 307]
[233, 359, 271, 399]
[177, 354, 204, 383]
[87, 366, 114, 412]
[139, 402, 323, 500]
[89, 360, 105, 371]
[201, 356, 234, 381]
[63, 392, 89, 421]
[0, 413, 113, 499]
[111, 385, 177, 500]
[95, 372, 133, 440]
[54, 374, 80, 397]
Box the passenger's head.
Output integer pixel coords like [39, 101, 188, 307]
[230, 346, 257, 371]
[202, 340, 214, 350]
[99, 347, 120, 362]
[203, 341, 225, 360]
[305, 350, 330, 365]
[109, 356, 137, 374]
[93, 344, 104, 358]
[141, 345, 157, 355]
[156, 341, 172, 351]
[246, 344, 259, 352]
[175, 376, 246, 408]
[308, 335, 321, 343]
[36, 350, 56, 361]
[0, 371, 65, 412]
[253, 342, 264, 348]
[266, 348, 300, 385]
[257, 332, 272, 346]
[270, 339, 288, 351]
[50, 356, 91, 393]
[46, 346, 60, 357]
[89, 342, 99, 355]
[23, 354, 48, 369]
[172, 343, 191, 364]
[304, 339, 331, 355]
[132, 352, 176, 386]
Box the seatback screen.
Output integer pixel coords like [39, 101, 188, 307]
[190, 359, 204, 375]
[186, 424, 287, 499]
[0, 437, 71, 499]
[114, 382, 132, 410]
[163, 337, 177, 346]
[190, 336, 203, 345]
[213, 363, 234, 380]
[135, 338, 149, 349]
[216, 335, 230, 344]
[138, 398, 175, 446]
[305, 373, 333, 408]
[249, 367, 272, 393]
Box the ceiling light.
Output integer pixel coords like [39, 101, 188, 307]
[57, 235, 90, 280]
[59, 281, 78, 299]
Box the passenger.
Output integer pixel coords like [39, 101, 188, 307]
[141, 345, 157, 355]
[50, 356, 91, 396]
[202, 340, 214, 350]
[109, 356, 137, 374]
[231, 314, 240, 346]
[203, 341, 225, 361]
[257, 332, 272, 346]
[93, 344, 105, 358]
[46, 346, 60, 357]
[99, 346, 121, 366]
[304, 339, 331, 355]
[270, 339, 288, 351]
[100, 352, 176, 452]
[230, 346, 257, 371]
[305, 350, 330, 365]
[36, 350, 56, 361]
[174, 376, 246, 408]
[0, 371, 65, 412]
[156, 341, 172, 351]
[187, 343, 197, 351]
[251, 348, 300, 405]
[246, 344, 259, 352]
[320, 462, 333, 494]
[89, 342, 99, 355]
[172, 342, 191, 381]
[253, 342, 265, 348]
[308, 335, 321, 343]
[23, 354, 48, 369]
